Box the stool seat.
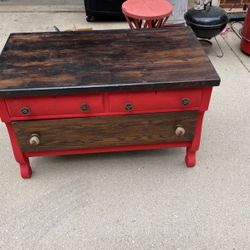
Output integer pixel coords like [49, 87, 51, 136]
[122, 0, 173, 29]
[122, 0, 173, 20]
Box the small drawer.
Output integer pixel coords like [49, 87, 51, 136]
[6, 96, 55, 117]
[6, 94, 104, 117]
[53, 94, 104, 115]
[109, 89, 202, 113]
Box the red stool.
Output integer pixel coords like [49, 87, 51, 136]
[122, 0, 173, 29]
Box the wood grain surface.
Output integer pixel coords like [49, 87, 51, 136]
[13, 111, 198, 152]
[0, 28, 220, 97]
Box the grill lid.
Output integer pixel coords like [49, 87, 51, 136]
[184, 6, 228, 27]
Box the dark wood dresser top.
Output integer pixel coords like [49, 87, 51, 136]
[0, 27, 220, 97]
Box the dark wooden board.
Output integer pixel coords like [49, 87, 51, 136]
[13, 111, 198, 152]
[0, 28, 220, 97]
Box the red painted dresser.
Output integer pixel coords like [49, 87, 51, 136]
[0, 28, 220, 178]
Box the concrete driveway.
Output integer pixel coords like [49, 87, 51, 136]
[0, 4, 249, 250]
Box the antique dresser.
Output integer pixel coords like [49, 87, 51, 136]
[0, 27, 220, 178]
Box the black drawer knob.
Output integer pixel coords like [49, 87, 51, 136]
[124, 103, 133, 111]
[21, 107, 30, 115]
[181, 98, 190, 106]
[80, 103, 89, 112]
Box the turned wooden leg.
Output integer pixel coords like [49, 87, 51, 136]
[185, 147, 196, 167]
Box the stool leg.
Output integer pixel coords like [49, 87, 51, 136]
[124, 15, 135, 29]
[163, 16, 170, 26]
[124, 15, 143, 29]
[144, 20, 152, 28]
[134, 19, 142, 29]
[156, 19, 164, 28]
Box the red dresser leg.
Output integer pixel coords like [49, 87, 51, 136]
[185, 147, 196, 167]
[185, 111, 205, 168]
[20, 158, 32, 179]
[6, 123, 32, 178]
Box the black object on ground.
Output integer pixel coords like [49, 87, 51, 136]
[227, 12, 246, 22]
[83, 0, 126, 22]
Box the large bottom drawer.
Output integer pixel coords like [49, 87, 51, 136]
[12, 111, 198, 152]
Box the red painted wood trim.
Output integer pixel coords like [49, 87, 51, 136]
[0, 98, 10, 122]
[25, 141, 191, 158]
[6, 123, 32, 178]
[7, 107, 201, 122]
[200, 87, 213, 111]
[185, 111, 205, 167]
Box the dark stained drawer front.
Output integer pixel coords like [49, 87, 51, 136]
[109, 89, 202, 113]
[6, 94, 104, 118]
[13, 111, 198, 152]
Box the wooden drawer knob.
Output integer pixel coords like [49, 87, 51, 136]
[29, 134, 40, 146]
[175, 126, 185, 137]
[124, 103, 133, 111]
